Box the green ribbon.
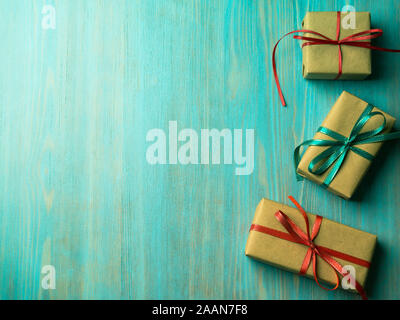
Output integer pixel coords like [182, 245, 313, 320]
[294, 104, 400, 188]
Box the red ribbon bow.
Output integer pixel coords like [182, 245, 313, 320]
[273, 11, 400, 106]
[250, 196, 370, 299]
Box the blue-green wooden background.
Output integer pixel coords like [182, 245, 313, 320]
[1, 0, 399, 300]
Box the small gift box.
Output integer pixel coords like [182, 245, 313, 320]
[295, 91, 398, 199]
[273, 11, 400, 106]
[302, 12, 371, 79]
[245, 197, 376, 299]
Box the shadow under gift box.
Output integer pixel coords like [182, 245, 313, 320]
[302, 12, 371, 79]
[245, 198, 377, 292]
[297, 91, 396, 199]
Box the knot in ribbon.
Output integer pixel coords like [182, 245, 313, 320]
[273, 11, 400, 106]
[251, 196, 369, 299]
[294, 104, 400, 188]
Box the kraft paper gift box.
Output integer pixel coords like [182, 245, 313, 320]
[302, 12, 371, 79]
[296, 91, 396, 199]
[245, 198, 376, 293]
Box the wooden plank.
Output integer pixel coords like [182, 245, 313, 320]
[0, 0, 399, 300]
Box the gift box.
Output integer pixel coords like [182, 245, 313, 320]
[245, 197, 376, 297]
[302, 12, 372, 80]
[273, 11, 400, 106]
[296, 91, 396, 199]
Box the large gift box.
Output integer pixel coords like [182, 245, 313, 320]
[302, 12, 372, 79]
[295, 91, 396, 199]
[245, 197, 376, 298]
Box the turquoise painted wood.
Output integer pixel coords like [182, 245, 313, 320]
[0, 0, 399, 300]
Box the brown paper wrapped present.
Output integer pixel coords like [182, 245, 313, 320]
[295, 91, 396, 199]
[245, 197, 376, 299]
[302, 11, 371, 79]
[272, 11, 400, 106]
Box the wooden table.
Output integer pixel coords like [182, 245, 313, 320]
[1, 0, 399, 300]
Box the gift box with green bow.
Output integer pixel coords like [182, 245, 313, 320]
[295, 91, 400, 199]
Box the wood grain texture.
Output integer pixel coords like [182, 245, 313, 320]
[0, 0, 399, 300]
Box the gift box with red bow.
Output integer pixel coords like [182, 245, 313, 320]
[273, 11, 400, 106]
[302, 11, 372, 80]
[245, 197, 376, 299]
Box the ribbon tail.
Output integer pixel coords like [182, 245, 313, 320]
[272, 29, 333, 107]
[357, 130, 400, 145]
[272, 37, 287, 106]
[312, 252, 340, 292]
[321, 150, 346, 188]
[299, 248, 313, 275]
[355, 281, 368, 300]
[319, 249, 368, 300]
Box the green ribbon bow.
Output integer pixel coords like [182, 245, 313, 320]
[294, 104, 400, 188]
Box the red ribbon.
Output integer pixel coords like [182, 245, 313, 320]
[250, 196, 369, 299]
[273, 11, 400, 106]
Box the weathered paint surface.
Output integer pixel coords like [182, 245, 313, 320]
[0, 0, 399, 299]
